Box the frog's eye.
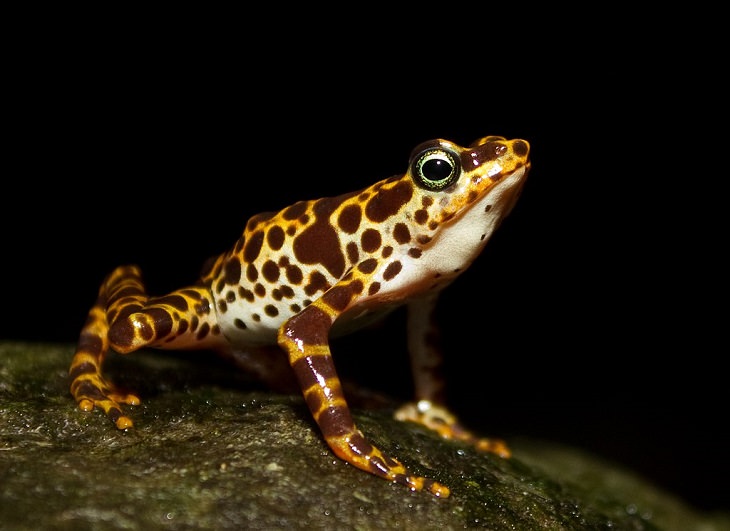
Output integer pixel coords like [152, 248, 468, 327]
[412, 148, 460, 191]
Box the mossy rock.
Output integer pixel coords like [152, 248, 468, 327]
[1, 342, 728, 530]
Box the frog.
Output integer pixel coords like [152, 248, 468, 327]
[69, 135, 531, 498]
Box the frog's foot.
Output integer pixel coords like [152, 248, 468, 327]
[69, 363, 140, 430]
[394, 400, 511, 458]
[327, 432, 450, 498]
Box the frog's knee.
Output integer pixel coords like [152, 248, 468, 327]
[109, 312, 167, 353]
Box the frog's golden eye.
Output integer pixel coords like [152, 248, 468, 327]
[412, 148, 460, 191]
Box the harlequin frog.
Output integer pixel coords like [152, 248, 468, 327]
[69, 135, 530, 498]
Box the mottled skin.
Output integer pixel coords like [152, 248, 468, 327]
[70, 135, 530, 497]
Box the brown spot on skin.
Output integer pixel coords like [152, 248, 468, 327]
[393, 223, 411, 244]
[286, 226, 297, 236]
[346, 242, 359, 264]
[290, 303, 301, 313]
[68, 360, 96, 380]
[272, 288, 283, 301]
[246, 263, 259, 282]
[382, 246, 393, 258]
[247, 211, 276, 230]
[467, 190, 478, 204]
[282, 201, 308, 221]
[415, 209, 428, 224]
[466, 140, 507, 166]
[293, 196, 349, 279]
[243, 230, 265, 263]
[485, 204, 492, 212]
[254, 284, 266, 297]
[383, 261, 402, 281]
[148, 308, 173, 339]
[196, 322, 210, 340]
[239, 287, 255, 302]
[267, 225, 285, 250]
[285, 305, 332, 346]
[265, 305, 279, 317]
[358, 258, 378, 274]
[348, 432, 374, 457]
[322, 284, 354, 311]
[234, 319, 247, 329]
[226, 291, 236, 303]
[212, 325, 221, 336]
[76, 332, 103, 357]
[422, 196, 433, 207]
[182, 288, 205, 300]
[252, 314, 261, 322]
[408, 248, 422, 258]
[337, 204, 362, 234]
[280, 285, 295, 298]
[428, 221, 438, 230]
[278, 257, 304, 285]
[190, 316, 199, 331]
[215, 278, 225, 294]
[224, 257, 241, 285]
[317, 406, 355, 437]
[368, 282, 381, 296]
[361, 229, 381, 253]
[110, 284, 142, 299]
[107, 315, 142, 346]
[287, 265, 304, 284]
[262, 260, 280, 282]
[303, 389, 323, 415]
[218, 300, 228, 313]
[513, 140, 529, 156]
[365, 180, 413, 223]
[305, 271, 330, 296]
[232, 236, 246, 256]
[195, 298, 211, 315]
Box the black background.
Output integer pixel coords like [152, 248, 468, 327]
[3, 25, 726, 513]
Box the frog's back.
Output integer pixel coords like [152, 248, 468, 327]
[202, 136, 529, 348]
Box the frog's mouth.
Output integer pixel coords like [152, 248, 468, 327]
[452, 162, 530, 225]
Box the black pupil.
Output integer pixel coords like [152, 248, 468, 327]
[422, 158, 452, 182]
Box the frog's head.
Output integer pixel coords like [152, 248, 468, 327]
[407, 136, 530, 225]
[402, 135, 530, 268]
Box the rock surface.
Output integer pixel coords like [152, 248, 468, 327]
[1, 342, 728, 530]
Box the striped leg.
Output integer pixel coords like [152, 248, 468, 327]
[69, 265, 147, 429]
[278, 278, 450, 497]
[393, 295, 511, 458]
[69, 265, 221, 429]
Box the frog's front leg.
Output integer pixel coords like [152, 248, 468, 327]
[69, 265, 223, 429]
[278, 274, 450, 497]
[394, 294, 511, 458]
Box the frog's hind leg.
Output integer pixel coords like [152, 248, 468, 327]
[69, 265, 148, 429]
[69, 264, 222, 429]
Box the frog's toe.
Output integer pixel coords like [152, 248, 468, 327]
[398, 473, 451, 498]
[71, 375, 139, 429]
[395, 400, 511, 458]
[474, 437, 511, 458]
[108, 391, 141, 406]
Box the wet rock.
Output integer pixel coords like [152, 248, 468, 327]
[1, 342, 728, 530]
